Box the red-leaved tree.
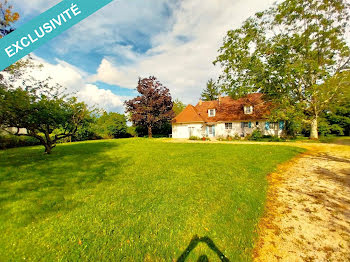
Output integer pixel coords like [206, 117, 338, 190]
[125, 76, 175, 138]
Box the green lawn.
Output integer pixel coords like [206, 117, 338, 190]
[0, 139, 303, 261]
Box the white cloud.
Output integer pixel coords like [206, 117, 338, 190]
[77, 84, 124, 112]
[12, 0, 277, 105]
[51, 0, 175, 55]
[14, 56, 125, 113]
[89, 0, 276, 104]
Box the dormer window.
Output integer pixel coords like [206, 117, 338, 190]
[208, 109, 216, 117]
[244, 106, 253, 114]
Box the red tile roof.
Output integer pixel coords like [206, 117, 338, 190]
[172, 93, 271, 123]
[172, 104, 205, 123]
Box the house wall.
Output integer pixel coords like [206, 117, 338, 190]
[172, 121, 284, 139]
[217, 121, 284, 137]
[215, 121, 264, 137]
[215, 122, 242, 137]
[172, 123, 204, 138]
[261, 121, 283, 137]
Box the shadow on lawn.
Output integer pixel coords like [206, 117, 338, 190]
[0, 141, 128, 226]
[177, 235, 230, 262]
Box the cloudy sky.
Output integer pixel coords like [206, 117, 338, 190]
[11, 0, 276, 112]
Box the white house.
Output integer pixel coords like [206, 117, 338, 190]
[172, 93, 284, 139]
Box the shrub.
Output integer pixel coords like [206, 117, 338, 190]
[244, 134, 252, 140]
[217, 136, 226, 141]
[249, 129, 263, 141]
[233, 133, 241, 140]
[189, 136, 200, 140]
[268, 136, 286, 142]
[0, 134, 40, 149]
[126, 126, 137, 137]
[330, 124, 344, 136]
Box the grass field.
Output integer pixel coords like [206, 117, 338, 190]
[0, 139, 303, 261]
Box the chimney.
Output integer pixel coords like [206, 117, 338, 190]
[218, 94, 221, 106]
[199, 99, 202, 106]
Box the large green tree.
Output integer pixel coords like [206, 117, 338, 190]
[200, 79, 219, 101]
[0, 81, 91, 154]
[214, 0, 350, 139]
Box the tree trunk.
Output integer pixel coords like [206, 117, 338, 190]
[310, 116, 318, 140]
[44, 144, 52, 154]
[148, 125, 152, 138]
[44, 142, 55, 154]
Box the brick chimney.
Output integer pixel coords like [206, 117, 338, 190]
[199, 99, 202, 105]
[218, 95, 221, 106]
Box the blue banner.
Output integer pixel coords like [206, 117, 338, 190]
[0, 0, 114, 71]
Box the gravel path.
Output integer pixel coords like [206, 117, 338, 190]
[253, 143, 350, 262]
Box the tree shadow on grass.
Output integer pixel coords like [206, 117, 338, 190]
[177, 235, 230, 262]
[0, 141, 129, 226]
[316, 152, 350, 164]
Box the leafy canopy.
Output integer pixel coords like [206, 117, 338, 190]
[172, 99, 186, 116]
[214, 0, 350, 138]
[125, 76, 174, 138]
[93, 112, 127, 139]
[0, 81, 91, 153]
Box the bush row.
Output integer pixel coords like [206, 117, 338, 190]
[0, 134, 40, 150]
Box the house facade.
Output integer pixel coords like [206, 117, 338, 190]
[172, 93, 284, 139]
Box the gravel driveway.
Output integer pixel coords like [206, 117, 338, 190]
[253, 143, 350, 262]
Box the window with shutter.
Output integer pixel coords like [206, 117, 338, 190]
[279, 121, 284, 130]
[241, 122, 249, 128]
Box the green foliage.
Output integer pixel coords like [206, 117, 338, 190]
[0, 133, 39, 149]
[320, 92, 350, 136]
[267, 136, 286, 142]
[72, 124, 99, 141]
[189, 135, 200, 140]
[172, 99, 186, 116]
[214, 0, 350, 139]
[284, 119, 302, 138]
[248, 129, 263, 141]
[200, 79, 219, 101]
[0, 81, 91, 153]
[0, 139, 303, 261]
[92, 112, 127, 139]
[135, 121, 172, 137]
[126, 126, 137, 137]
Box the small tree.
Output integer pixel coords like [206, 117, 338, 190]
[172, 99, 186, 116]
[125, 76, 175, 138]
[200, 79, 219, 101]
[93, 112, 127, 139]
[0, 81, 91, 154]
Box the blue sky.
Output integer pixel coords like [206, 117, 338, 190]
[11, 0, 276, 112]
